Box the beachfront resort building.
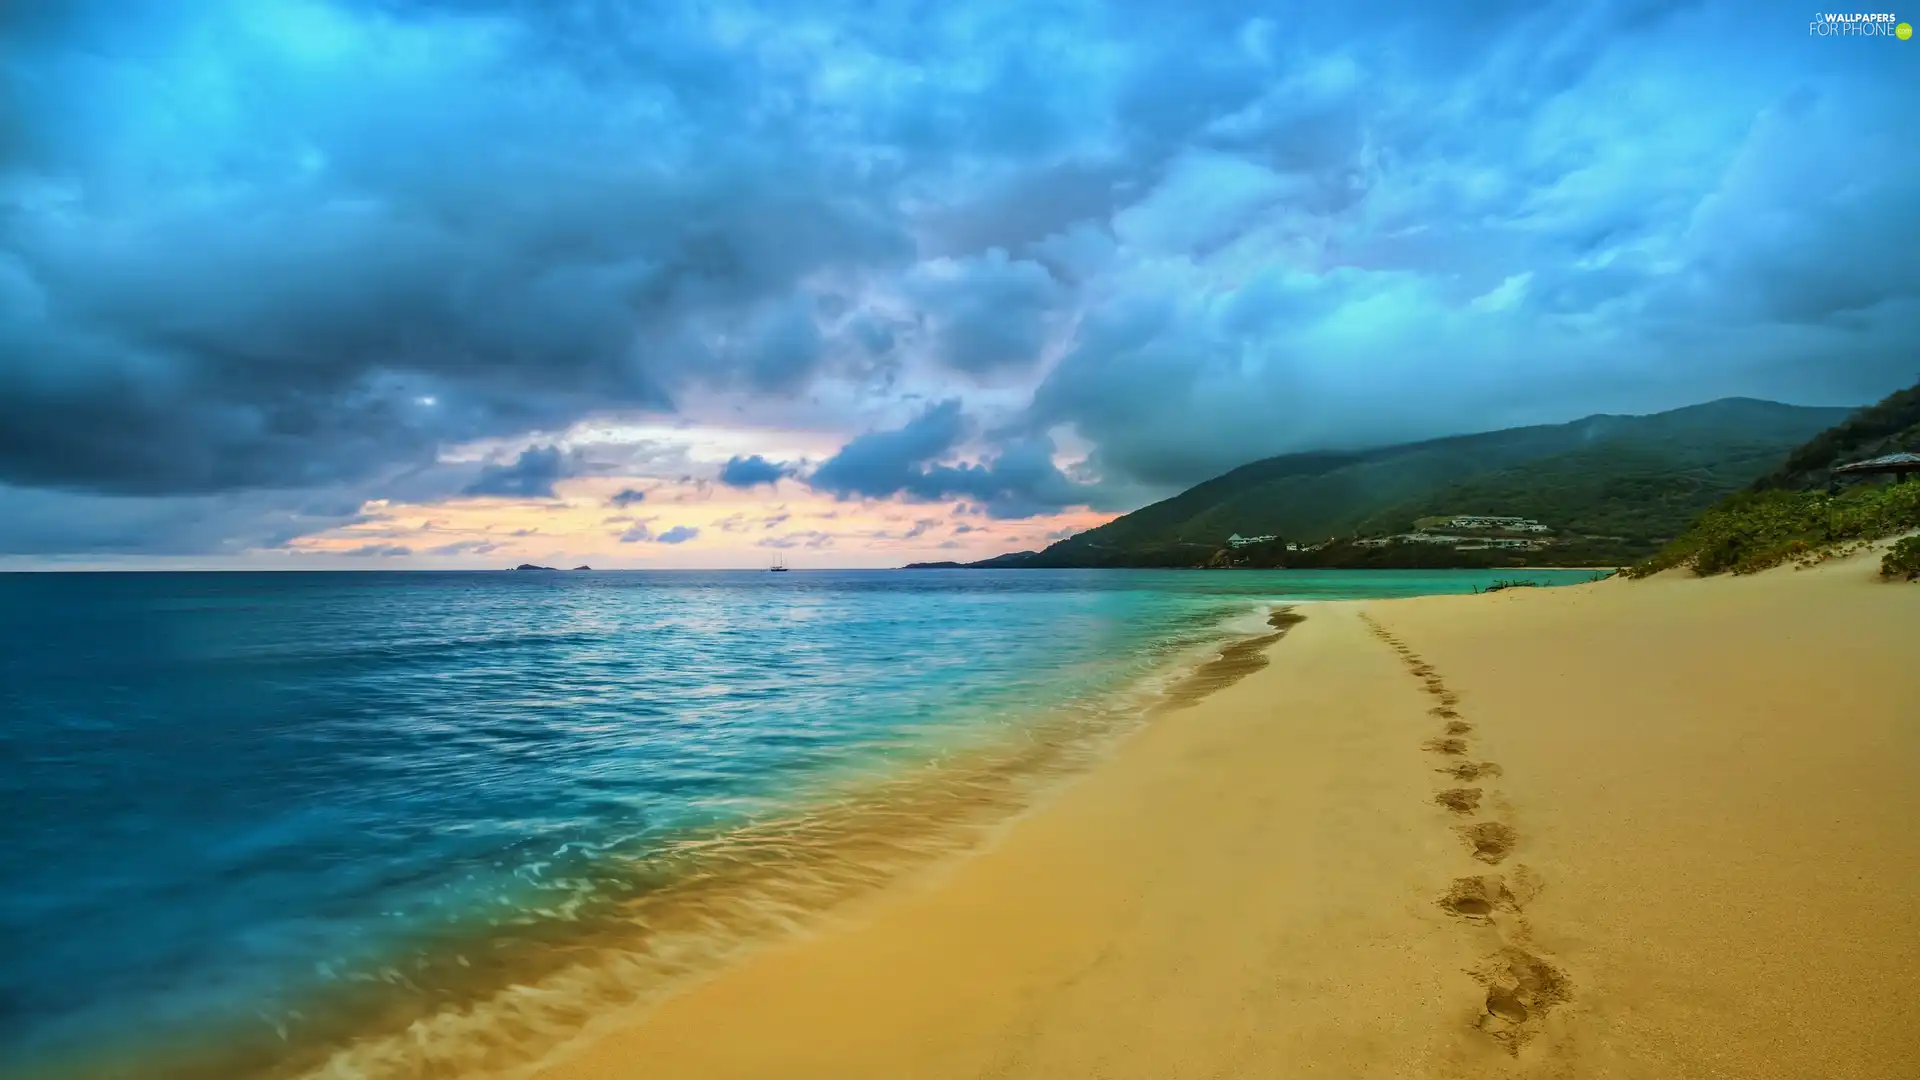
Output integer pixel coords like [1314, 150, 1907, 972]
[1225, 533, 1279, 548]
[1439, 515, 1552, 533]
[1356, 533, 1470, 548]
[1357, 533, 1544, 551]
[1457, 537, 1542, 551]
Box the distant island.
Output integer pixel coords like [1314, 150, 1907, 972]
[901, 551, 1037, 570]
[512, 564, 592, 571]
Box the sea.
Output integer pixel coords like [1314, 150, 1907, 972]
[0, 568, 1598, 1080]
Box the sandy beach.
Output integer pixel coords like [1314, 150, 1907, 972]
[529, 549, 1920, 1080]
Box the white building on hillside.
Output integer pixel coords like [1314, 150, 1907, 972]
[1445, 515, 1551, 533]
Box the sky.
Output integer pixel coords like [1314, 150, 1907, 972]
[2, 0, 1916, 569]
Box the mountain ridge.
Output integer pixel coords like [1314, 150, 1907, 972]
[1626, 376, 1920, 578]
[908, 397, 1860, 570]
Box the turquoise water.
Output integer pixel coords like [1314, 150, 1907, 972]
[0, 568, 1596, 1079]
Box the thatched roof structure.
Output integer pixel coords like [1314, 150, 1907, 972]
[1833, 452, 1920, 476]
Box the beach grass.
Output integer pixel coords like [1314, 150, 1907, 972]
[1625, 479, 1920, 578]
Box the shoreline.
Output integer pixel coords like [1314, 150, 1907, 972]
[16, 599, 1307, 1080]
[11, 574, 1567, 1080]
[520, 550, 1920, 1080]
[235, 602, 1309, 1080]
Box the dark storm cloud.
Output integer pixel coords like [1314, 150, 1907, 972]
[1003, 3, 1920, 487]
[906, 250, 1064, 374]
[462, 446, 578, 499]
[0, 482, 377, 556]
[807, 400, 1115, 518]
[716, 455, 793, 489]
[808, 401, 970, 497]
[5, 0, 1917, 560]
[0, 0, 914, 499]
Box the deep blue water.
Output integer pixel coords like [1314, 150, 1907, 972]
[0, 568, 1597, 1079]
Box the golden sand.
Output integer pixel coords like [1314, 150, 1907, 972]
[528, 549, 1920, 1080]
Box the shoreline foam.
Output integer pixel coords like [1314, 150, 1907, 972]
[254, 604, 1307, 1080]
[7, 595, 1305, 1076]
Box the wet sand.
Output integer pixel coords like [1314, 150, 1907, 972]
[528, 549, 1920, 1080]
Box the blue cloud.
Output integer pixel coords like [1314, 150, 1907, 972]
[607, 488, 648, 508]
[807, 401, 970, 499]
[905, 249, 1063, 374]
[617, 520, 698, 544]
[808, 400, 1115, 518]
[462, 447, 574, 499]
[717, 455, 792, 489]
[3, 0, 1917, 558]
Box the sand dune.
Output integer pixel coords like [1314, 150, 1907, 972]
[530, 550, 1920, 1080]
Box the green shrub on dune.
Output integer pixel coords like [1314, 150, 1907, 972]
[1884, 536, 1920, 581]
[1626, 481, 1920, 578]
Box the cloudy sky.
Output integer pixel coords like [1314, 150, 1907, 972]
[2, 0, 1915, 569]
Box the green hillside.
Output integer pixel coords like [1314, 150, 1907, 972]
[1750, 378, 1920, 491]
[1011, 398, 1855, 568]
[1630, 377, 1920, 579]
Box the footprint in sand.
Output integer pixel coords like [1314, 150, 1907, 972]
[1434, 788, 1482, 814]
[1429, 706, 1460, 719]
[1443, 720, 1473, 735]
[1424, 737, 1469, 756]
[1440, 761, 1503, 781]
[1439, 874, 1518, 919]
[1460, 822, 1518, 864]
[1472, 946, 1572, 1053]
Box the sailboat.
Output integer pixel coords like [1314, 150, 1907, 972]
[769, 555, 789, 572]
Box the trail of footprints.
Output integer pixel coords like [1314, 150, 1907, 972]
[1359, 614, 1571, 1055]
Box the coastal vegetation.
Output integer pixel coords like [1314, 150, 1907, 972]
[1750, 380, 1920, 490]
[1623, 482, 1920, 577]
[1883, 536, 1920, 580]
[1626, 377, 1920, 579]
